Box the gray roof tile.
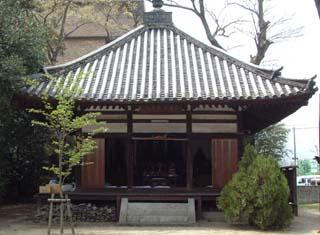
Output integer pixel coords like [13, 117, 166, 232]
[26, 24, 315, 103]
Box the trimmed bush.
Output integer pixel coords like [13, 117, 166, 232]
[217, 145, 293, 230]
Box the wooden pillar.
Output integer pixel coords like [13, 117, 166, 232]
[116, 196, 121, 220]
[127, 106, 133, 188]
[186, 105, 193, 190]
[186, 140, 193, 190]
[237, 110, 244, 161]
[127, 139, 133, 188]
[74, 166, 81, 188]
[196, 196, 202, 220]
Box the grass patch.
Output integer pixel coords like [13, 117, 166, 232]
[299, 203, 319, 210]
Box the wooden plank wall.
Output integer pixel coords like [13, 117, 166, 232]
[212, 139, 238, 189]
[81, 139, 105, 188]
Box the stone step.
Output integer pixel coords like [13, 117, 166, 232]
[126, 215, 189, 225]
[119, 198, 196, 225]
[127, 208, 188, 216]
[128, 203, 188, 214]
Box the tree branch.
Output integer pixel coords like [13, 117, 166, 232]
[228, 2, 259, 17]
[51, 0, 73, 63]
[43, 0, 59, 24]
[64, 22, 92, 37]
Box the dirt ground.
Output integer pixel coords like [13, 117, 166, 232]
[0, 204, 319, 235]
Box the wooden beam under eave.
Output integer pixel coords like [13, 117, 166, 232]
[237, 111, 245, 161]
[243, 100, 308, 134]
[14, 91, 313, 115]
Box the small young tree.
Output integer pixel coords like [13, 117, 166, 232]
[218, 144, 293, 230]
[29, 76, 107, 196]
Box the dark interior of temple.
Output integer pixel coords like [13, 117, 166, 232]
[105, 138, 212, 188]
[134, 140, 186, 187]
[105, 138, 127, 186]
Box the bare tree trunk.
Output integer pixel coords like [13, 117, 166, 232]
[250, 0, 272, 65]
[198, 9, 223, 49]
[315, 0, 320, 18]
[50, 0, 73, 64]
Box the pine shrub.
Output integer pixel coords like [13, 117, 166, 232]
[217, 145, 293, 230]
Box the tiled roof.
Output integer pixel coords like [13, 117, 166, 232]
[25, 13, 316, 103]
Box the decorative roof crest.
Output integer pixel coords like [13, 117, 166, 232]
[153, 0, 164, 9]
[143, 0, 173, 26]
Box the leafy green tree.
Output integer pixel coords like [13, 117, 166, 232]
[0, 0, 47, 201]
[218, 144, 293, 230]
[0, 0, 46, 108]
[297, 159, 311, 176]
[254, 124, 290, 162]
[0, 112, 49, 199]
[29, 77, 107, 194]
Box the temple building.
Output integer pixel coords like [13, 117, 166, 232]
[22, 1, 317, 222]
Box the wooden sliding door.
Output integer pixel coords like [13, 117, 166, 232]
[212, 139, 238, 189]
[81, 138, 105, 189]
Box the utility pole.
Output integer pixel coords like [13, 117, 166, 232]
[293, 127, 298, 166]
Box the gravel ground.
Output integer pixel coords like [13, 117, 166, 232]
[0, 204, 318, 235]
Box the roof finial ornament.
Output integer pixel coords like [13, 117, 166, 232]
[144, 0, 172, 25]
[153, 0, 163, 9]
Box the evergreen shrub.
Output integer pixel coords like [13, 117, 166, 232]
[217, 145, 293, 230]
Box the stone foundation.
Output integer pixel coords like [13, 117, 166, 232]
[33, 203, 117, 224]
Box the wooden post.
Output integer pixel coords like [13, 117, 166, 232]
[237, 110, 244, 161]
[186, 105, 193, 190]
[127, 105, 133, 134]
[196, 197, 202, 220]
[65, 194, 75, 235]
[47, 194, 75, 235]
[127, 139, 134, 188]
[127, 106, 134, 188]
[47, 193, 55, 235]
[186, 140, 193, 190]
[60, 196, 64, 234]
[74, 166, 81, 189]
[116, 196, 121, 220]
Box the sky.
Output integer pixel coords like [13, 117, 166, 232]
[145, 0, 320, 165]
